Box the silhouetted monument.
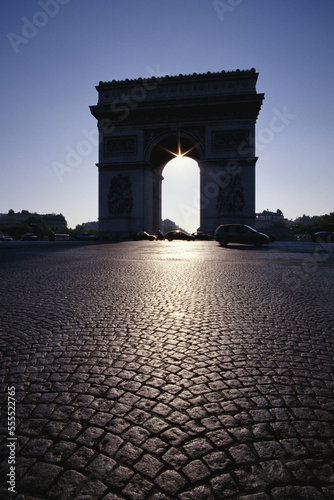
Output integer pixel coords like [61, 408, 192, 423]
[90, 69, 264, 239]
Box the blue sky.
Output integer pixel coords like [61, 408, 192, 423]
[1, 0, 333, 231]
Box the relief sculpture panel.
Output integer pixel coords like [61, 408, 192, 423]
[108, 174, 133, 214]
[216, 173, 245, 213]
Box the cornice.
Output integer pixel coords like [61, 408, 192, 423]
[97, 68, 258, 89]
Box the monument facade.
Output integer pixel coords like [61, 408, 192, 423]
[90, 69, 264, 239]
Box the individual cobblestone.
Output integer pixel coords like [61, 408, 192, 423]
[0, 240, 334, 498]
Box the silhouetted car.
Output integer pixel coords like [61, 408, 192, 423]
[262, 232, 276, 242]
[165, 230, 195, 241]
[4, 235, 13, 241]
[192, 231, 214, 240]
[215, 224, 270, 247]
[311, 231, 334, 243]
[21, 233, 38, 241]
[133, 231, 156, 241]
[0, 232, 4, 241]
[75, 232, 98, 241]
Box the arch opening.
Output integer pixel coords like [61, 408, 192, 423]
[162, 156, 200, 234]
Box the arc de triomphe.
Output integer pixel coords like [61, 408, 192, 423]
[90, 69, 264, 239]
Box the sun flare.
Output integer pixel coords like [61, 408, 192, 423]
[161, 134, 197, 160]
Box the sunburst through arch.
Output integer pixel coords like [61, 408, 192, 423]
[162, 155, 200, 234]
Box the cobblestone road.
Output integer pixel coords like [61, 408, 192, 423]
[1, 240, 334, 499]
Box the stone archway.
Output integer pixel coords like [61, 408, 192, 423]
[90, 69, 264, 239]
[147, 131, 202, 234]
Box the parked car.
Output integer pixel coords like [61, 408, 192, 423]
[21, 233, 38, 241]
[215, 224, 270, 247]
[4, 235, 13, 241]
[311, 231, 334, 243]
[133, 231, 156, 241]
[192, 231, 213, 240]
[165, 230, 195, 241]
[0, 232, 5, 241]
[75, 232, 98, 241]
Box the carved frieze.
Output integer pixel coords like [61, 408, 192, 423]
[104, 135, 137, 156]
[212, 130, 249, 153]
[216, 173, 245, 213]
[108, 174, 133, 214]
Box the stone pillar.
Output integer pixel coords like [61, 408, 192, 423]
[98, 164, 153, 239]
[199, 159, 257, 233]
[152, 172, 163, 234]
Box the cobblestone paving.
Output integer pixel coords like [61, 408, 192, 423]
[0, 240, 334, 499]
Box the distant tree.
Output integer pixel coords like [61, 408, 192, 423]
[270, 219, 286, 228]
[311, 212, 334, 233]
[25, 216, 51, 239]
[292, 212, 334, 235]
[67, 225, 84, 238]
[7, 209, 15, 215]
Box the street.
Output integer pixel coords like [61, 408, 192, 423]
[0, 240, 334, 499]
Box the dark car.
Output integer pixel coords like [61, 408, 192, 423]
[192, 231, 214, 240]
[311, 231, 334, 243]
[133, 231, 156, 241]
[215, 224, 270, 247]
[75, 232, 98, 241]
[156, 230, 165, 240]
[165, 230, 195, 241]
[21, 233, 38, 241]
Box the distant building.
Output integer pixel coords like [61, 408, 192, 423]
[293, 214, 320, 225]
[255, 209, 286, 230]
[40, 214, 67, 231]
[82, 221, 98, 231]
[0, 211, 67, 230]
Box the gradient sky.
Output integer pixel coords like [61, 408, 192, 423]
[1, 0, 333, 231]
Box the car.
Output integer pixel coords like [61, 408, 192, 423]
[156, 230, 165, 240]
[4, 235, 13, 241]
[75, 232, 98, 241]
[311, 231, 334, 243]
[192, 231, 214, 240]
[133, 231, 156, 241]
[215, 224, 270, 247]
[0, 232, 5, 241]
[262, 232, 276, 242]
[21, 233, 38, 241]
[165, 230, 195, 241]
